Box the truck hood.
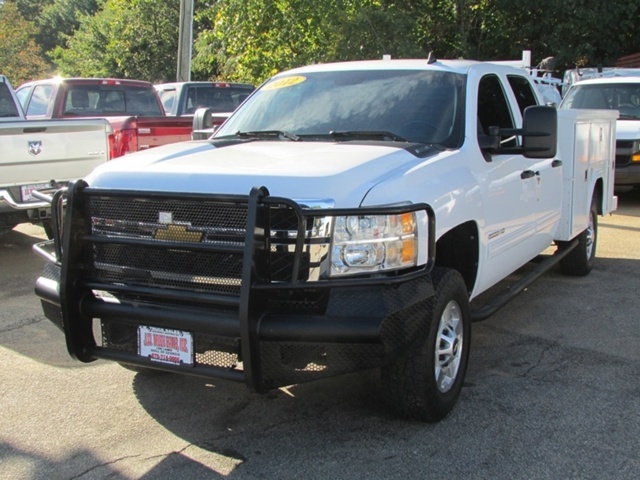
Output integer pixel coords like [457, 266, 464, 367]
[616, 120, 640, 140]
[86, 140, 437, 207]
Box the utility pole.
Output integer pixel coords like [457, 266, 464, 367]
[177, 0, 194, 82]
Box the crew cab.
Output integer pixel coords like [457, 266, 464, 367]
[34, 58, 617, 422]
[1, 74, 110, 237]
[16, 78, 192, 159]
[560, 75, 640, 187]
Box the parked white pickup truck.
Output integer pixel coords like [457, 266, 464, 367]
[560, 74, 640, 188]
[34, 58, 617, 422]
[0, 74, 111, 237]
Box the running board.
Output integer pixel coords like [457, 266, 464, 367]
[470, 239, 578, 322]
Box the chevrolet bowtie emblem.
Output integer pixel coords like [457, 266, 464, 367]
[154, 224, 203, 243]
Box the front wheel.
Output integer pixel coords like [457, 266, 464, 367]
[381, 267, 471, 422]
[42, 220, 54, 239]
[559, 196, 598, 276]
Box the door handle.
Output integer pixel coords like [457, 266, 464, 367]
[551, 160, 563, 168]
[521, 170, 538, 179]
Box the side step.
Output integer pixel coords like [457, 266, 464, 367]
[470, 239, 578, 323]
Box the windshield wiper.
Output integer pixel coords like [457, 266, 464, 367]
[619, 114, 640, 120]
[235, 130, 301, 141]
[329, 130, 409, 142]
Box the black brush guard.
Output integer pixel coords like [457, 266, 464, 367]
[35, 180, 436, 393]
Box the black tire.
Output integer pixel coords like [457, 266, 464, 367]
[42, 220, 54, 240]
[559, 196, 598, 276]
[381, 267, 471, 422]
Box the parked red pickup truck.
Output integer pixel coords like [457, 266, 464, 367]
[16, 78, 193, 159]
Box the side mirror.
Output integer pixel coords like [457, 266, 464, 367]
[481, 106, 557, 159]
[478, 125, 500, 150]
[192, 107, 213, 140]
[521, 105, 557, 158]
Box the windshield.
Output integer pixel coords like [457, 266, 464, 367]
[561, 82, 640, 119]
[215, 69, 465, 147]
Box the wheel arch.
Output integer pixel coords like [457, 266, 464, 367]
[592, 176, 604, 215]
[434, 221, 479, 295]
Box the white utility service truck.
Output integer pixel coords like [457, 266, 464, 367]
[34, 57, 617, 421]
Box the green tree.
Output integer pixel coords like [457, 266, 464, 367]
[193, 0, 428, 84]
[53, 0, 180, 82]
[191, 0, 527, 85]
[36, 0, 102, 56]
[457, 0, 640, 70]
[15, 0, 54, 19]
[193, 0, 640, 85]
[0, 1, 50, 86]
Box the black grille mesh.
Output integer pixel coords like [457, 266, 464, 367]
[88, 195, 248, 296]
[85, 195, 324, 294]
[92, 244, 243, 294]
[261, 341, 384, 385]
[90, 196, 248, 239]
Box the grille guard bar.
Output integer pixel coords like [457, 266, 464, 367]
[34, 179, 436, 392]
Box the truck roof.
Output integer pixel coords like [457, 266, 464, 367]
[274, 58, 516, 77]
[155, 81, 254, 89]
[19, 77, 154, 88]
[572, 76, 640, 86]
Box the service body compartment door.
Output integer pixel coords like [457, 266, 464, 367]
[555, 109, 617, 241]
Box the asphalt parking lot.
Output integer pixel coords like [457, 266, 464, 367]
[1, 188, 639, 480]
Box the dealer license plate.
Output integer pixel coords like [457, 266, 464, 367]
[138, 325, 194, 366]
[21, 183, 50, 202]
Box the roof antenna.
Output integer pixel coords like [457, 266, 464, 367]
[427, 51, 437, 64]
[360, 6, 389, 57]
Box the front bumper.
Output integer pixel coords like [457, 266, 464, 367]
[34, 181, 436, 393]
[613, 164, 640, 187]
[36, 263, 434, 391]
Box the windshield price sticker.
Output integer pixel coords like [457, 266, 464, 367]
[262, 75, 306, 90]
[138, 326, 194, 366]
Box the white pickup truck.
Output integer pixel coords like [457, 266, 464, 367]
[560, 73, 640, 188]
[0, 74, 111, 237]
[34, 58, 617, 422]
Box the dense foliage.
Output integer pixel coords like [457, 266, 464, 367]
[0, 1, 50, 86]
[0, 0, 639, 87]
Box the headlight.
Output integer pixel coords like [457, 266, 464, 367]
[330, 212, 418, 276]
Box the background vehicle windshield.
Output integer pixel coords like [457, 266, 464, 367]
[561, 82, 640, 119]
[216, 69, 465, 147]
